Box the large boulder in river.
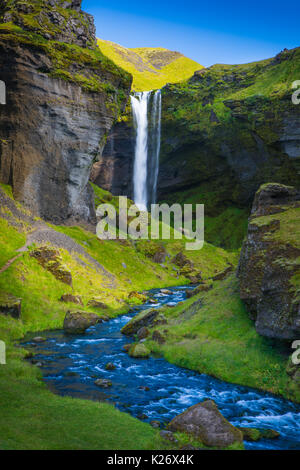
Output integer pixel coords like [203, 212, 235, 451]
[63, 310, 101, 334]
[167, 400, 243, 448]
[121, 308, 165, 336]
[238, 183, 300, 340]
[128, 343, 150, 358]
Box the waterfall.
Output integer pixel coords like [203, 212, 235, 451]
[148, 90, 162, 206]
[131, 90, 161, 211]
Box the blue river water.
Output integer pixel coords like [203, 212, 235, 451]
[23, 286, 300, 450]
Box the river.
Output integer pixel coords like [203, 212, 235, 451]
[23, 286, 300, 450]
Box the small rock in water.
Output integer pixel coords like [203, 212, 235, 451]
[150, 420, 161, 429]
[105, 362, 116, 371]
[32, 336, 46, 343]
[137, 413, 148, 420]
[94, 379, 112, 388]
[167, 400, 243, 448]
[160, 289, 172, 295]
[139, 386, 150, 391]
[123, 344, 132, 352]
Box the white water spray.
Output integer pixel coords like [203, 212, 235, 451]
[131, 91, 151, 211]
[131, 90, 162, 211]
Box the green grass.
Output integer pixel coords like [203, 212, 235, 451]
[97, 39, 203, 91]
[0, 217, 26, 266]
[144, 275, 294, 400]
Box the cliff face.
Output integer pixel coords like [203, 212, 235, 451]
[0, 0, 132, 224]
[97, 47, 300, 247]
[158, 48, 300, 207]
[238, 183, 300, 340]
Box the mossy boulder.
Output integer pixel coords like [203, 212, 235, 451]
[0, 292, 21, 319]
[167, 400, 243, 448]
[128, 343, 150, 358]
[121, 308, 160, 336]
[238, 427, 280, 441]
[63, 310, 101, 334]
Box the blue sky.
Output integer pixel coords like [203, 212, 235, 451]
[82, 1, 299, 66]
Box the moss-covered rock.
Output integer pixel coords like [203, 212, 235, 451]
[121, 308, 159, 336]
[0, 292, 21, 319]
[63, 310, 101, 334]
[30, 247, 72, 286]
[167, 400, 243, 448]
[238, 427, 280, 441]
[128, 343, 150, 358]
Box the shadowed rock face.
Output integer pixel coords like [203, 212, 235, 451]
[90, 120, 135, 198]
[0, 0, 131, 224]
[238, 183, 300, 340]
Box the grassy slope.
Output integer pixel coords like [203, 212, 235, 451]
[97, 39, 203, 91]
[0, 183, 235, 449]
[143, 275, 294, 401]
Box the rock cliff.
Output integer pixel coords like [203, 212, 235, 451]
[238, 183, 300, 340]
[0, 0, 132, 224]
[97, 47, 300, 247]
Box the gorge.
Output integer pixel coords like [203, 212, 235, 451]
[0, 0, 300, 452]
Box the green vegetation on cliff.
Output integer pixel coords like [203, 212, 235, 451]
[97, 39, 203, 91]
[0, 1, 131, 111]
[158, 47, 300, 250]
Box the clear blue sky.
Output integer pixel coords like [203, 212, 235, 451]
[82, 0, 299, 67]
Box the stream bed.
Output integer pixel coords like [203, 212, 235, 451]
[23, 286, 300, 450]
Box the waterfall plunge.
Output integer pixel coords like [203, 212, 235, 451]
[131, 90, 161, 211]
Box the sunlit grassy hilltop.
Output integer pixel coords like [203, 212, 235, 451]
[97, 39, 203, 91]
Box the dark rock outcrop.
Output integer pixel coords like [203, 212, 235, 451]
[167, 400, 243, 448]
[0, 0, 131, 224]
[238, 183, 300, 340]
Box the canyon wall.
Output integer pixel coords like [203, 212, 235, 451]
[0, 0, 132, 224]
[97, 47, 300, 246]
